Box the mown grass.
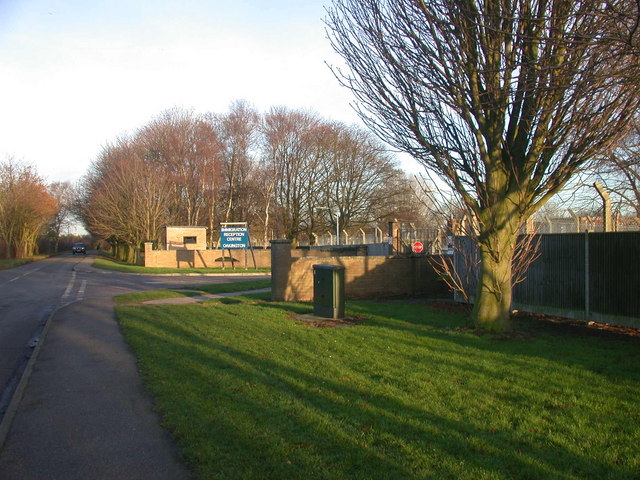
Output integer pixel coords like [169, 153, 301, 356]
[0, 256, 47, 270]
[191, 279, 271, 294]
[113, 289, 201, 304]
[116, 295, 640, 480]
[93, 256, 270, 274]
[202, 291, 272, 304]
[113, 279, 272, 304]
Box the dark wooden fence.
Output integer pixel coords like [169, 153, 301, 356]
[454, 232, 640, 328]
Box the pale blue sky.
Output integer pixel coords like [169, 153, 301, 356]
[1, 0, 421, 183]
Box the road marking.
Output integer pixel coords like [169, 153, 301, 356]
[6, 266, 44, 284]
[78, 280, 87, 300]
[62, 271, 76, 299]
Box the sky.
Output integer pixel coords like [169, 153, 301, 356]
[0, 0, 422, 185]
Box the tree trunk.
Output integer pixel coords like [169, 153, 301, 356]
[471, 228, 517, 332]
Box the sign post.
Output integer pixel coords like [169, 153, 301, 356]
[219, 223, 256, 269]
[220, 224, 249, 249]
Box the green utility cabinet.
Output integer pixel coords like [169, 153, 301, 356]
[313, 264, 345, 319]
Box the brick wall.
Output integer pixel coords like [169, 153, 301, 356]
[164, 226, 207, 250]
[144, 243, 272, 268]
[270, 240, 449, 302]
[143, 242, 352, 269]
[144, 239, 450, 304]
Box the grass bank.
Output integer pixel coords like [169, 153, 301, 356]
[116, 294, 640, 480]
[0, 255, 48, 270]
[94, 256, 270, 274]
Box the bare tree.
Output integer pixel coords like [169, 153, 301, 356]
[261, 107, 324, 244]
[319, 123, 405, 233]
[80, 138, 173, 263]
[0, 159, 57, 258]
[326, 0, 640, 331]
[138, 108, 222, 230]
[595, 121, 640, 224]
[47, 181, 76, 253]
[261, 109, 405, 244]
[217, 100, 259, 223]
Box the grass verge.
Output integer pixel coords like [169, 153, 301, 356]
[113, 289, 200, 304]
[0, 256, 47, 270]
[93, 256, 270, 274]
[190, 279, 271, 294]
[114, 279, 272, 304]
[116, 296, 640, 480]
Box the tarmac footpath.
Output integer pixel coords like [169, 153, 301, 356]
[0, 293, 193, 480]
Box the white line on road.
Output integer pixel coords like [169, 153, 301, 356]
[62, 271, 76, 299]
[6, 266, 44, 284]
[78, 280, 87, 300]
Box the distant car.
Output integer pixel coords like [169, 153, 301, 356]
[72, 242, 86, 255]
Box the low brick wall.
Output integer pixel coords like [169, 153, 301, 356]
[271, 239, 449, 301]
[143, 242, 359, 269]
[144, 243, 272, 268]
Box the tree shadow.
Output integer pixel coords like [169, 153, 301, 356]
[117, 304, 638, 480]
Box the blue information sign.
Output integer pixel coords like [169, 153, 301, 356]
[220, 226, 249, 249]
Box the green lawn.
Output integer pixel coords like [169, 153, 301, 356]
[113, 279, 272, 304]
[93, 256, 270, 274]
[191, 279, 271, 294]
[116, 294, 640, 480]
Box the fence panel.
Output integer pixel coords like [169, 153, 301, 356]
[513, 234, 585, 311]
[454, 232, 640, 327]
[589, 232, 640, 318]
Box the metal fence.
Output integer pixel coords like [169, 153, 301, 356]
[397, 226, 448, 254]
[534, 215, 640, 234]
[453, 232, 640, 328]
[310, 228, 387, 247]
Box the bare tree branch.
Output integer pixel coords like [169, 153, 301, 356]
[326, 0, 640, 331]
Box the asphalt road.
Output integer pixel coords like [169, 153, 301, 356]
[0, 252, 269, 479]
[0, 254, 79, 413]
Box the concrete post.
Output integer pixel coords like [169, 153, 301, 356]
[388, 220, 397, 255]
[375, 226, 383, 243]
[143, 242, 154, 267]
[568, 209, 580, 232]
[525, 216, 535, 234]
[270, 239, 292, 301]
[594, 182, 612, 232]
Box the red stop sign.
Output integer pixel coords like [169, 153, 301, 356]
[412, 241, 424, 253]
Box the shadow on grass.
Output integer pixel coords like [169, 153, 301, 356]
[236, 298, 639, 388]
[343, 300, 640, 383]
[117, 302, 638, 480]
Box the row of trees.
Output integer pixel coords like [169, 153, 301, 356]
[0, 159, 76, 259]
[78, 103, 418, 262]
